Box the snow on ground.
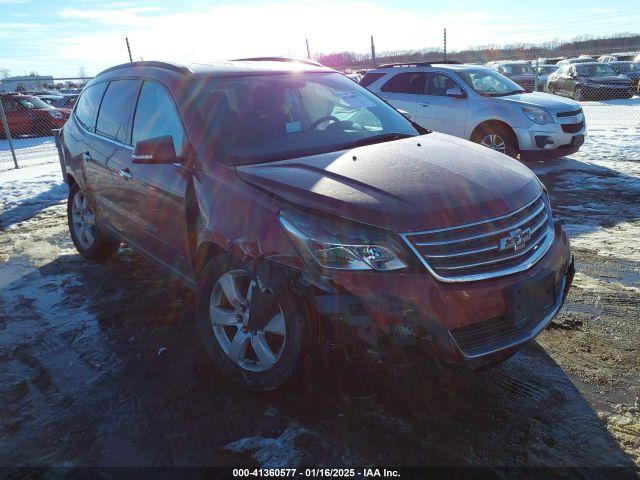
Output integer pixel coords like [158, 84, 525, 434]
[225, 426, 314, 467]
[0, 135, 58, 171]
[0, 162, 66, 230]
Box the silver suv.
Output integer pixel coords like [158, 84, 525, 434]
[361, 62, 586, 161]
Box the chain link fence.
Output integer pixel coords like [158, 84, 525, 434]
[0, 77, 88, 171]
[1, 51, 639, 173]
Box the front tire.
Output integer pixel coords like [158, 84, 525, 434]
[67, 183, 120, 260]
[472, 124, 519, 158]
[196, 255, 311, 391]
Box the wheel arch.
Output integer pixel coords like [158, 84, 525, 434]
[470, 119, 520, 151]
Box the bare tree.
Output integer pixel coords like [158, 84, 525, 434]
[0, 67, 9, 79]
[78, 66, 86, 78]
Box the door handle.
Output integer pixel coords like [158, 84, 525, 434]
[118, 168, 133, 180]
[419, 102, 430, 107]
[82, 151, 92, 162]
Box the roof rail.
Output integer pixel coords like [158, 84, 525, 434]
[233, 57, 324, 67]
[378, 60, 462, 68]
[96, 61, 191, 76]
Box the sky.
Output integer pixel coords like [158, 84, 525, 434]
[0, 0, 639, 77]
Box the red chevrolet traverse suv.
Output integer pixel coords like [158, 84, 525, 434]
[56, 59, 574, 391]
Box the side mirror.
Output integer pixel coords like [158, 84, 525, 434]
[132, 135, 178, 164]
[446, 86, 466, 98]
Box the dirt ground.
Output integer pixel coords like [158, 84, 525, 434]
[0, 156, 638, 474]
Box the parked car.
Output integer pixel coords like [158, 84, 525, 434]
[0, 93, 71, 137]
[536, 65, 559, 91]
[607, 61, 640, 92]
[362, 62, 586, 161]
[56, 59, 574, 390]
[598, 55, 617, 63]
[556, 57, 596, 66]
[486, 61, 537, 91]
[608, 52, 640, 62]
[537, 57, 565, 65]
[38, 93, 79, 109]
[546, 62, 635, 100]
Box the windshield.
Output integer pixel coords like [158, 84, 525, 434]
[576, 64, 616, 77]
[457, 68, 524, 96]
[190, 72, 419, 165]
[16, 96, 52, 110]
[500, 64, 535, 75]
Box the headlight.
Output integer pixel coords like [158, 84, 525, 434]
[278, 209, 407, 272]
[48, 110, 63, 119]
[522, 107, 554, 125]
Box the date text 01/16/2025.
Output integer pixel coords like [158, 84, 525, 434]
[232, 468, 401, 477]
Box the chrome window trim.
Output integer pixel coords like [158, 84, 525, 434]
[74, 115, 134, 151]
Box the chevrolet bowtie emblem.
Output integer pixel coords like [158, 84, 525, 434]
[499, 228, 531, 252]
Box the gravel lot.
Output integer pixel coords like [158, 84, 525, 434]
[0, 121, 638, 473]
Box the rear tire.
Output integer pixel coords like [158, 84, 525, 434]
[67, 183, 120, 260]
[196, 255, 311, 391]
[472, 124, 519, 158]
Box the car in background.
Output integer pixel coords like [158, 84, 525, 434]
[57, 59, 574, 390]
[598, 55, 617, 63]
[608, 52, 640, 62]
[556, 57, 596, 66]
[536, 65, 558, 91]
[537, 57, 566, 65]
[607, 61, 640, 92]
[362, 62, 586, 161]
[486, 61, 537, 91]
[38, 93, 79, 109]
[0, 93, 71, 137]
[546, 62, 635, 100]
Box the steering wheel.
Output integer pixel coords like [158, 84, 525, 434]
[309, 115, 340, 130]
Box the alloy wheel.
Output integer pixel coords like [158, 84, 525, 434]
[209, 270, 286, 372]
[480, 134, 506, 153]
[71, 191, 96, 248]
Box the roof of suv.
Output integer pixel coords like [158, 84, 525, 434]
[96, 59, 334, 80]
[369, 63, 486, 73]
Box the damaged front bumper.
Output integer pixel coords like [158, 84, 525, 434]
[309, 224, 574, 368]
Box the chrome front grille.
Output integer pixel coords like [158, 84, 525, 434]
[401, 195, 554, 282]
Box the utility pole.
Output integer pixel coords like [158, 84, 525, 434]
[125, 37, 133, 63]
[0, 98, 19, 169]
[371, 35, 376, 68]
[305, 38, 311, 59]
[443, 28, 447, 62]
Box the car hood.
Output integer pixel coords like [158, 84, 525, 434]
[236, 133, 541, 232]
[492, 92, 581, 111]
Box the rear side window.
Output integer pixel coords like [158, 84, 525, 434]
[96, 80, 141, 144]
[75, 82, 107, 131]
[359, 72, 385, 88]
[381, 73, 426, 94]
[132, 81, 186, 155]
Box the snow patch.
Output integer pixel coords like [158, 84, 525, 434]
[225, 426, 313, 467]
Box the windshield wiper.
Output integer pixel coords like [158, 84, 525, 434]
[338, 133, 416, 150]
[487, 89, 526, 97]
